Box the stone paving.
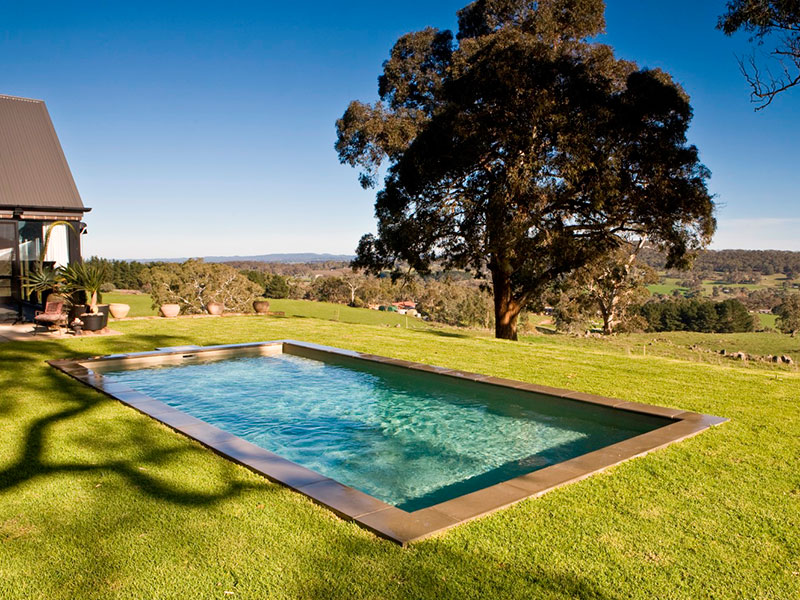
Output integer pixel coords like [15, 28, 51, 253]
[0, 323, 122, 342]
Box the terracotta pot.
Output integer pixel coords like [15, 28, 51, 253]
[160, 303, 180, 318]
[108, 303, 130, 319]
[207, 302, 224, 315]
[253, 300, 270, 314]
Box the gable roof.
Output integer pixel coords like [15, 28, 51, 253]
[0, 94, 85, 213]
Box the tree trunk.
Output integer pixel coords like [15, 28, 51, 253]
[491, 266, 522, 340]
[599, 297, 616, 335]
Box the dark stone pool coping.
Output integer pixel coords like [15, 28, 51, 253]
[48, 340, 727, 546]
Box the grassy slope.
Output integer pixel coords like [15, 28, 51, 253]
[267, 299, 428, 328]
[102, 292, 157, 317]
[0, 317, 798, 599]
[101, 294, 430, 328]
[534, 330, 800, 366]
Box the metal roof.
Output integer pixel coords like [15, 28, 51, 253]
[0, 94, 85, 213]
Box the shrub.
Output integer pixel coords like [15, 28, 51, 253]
[775, 294, 800, 336]
[264, 274, 290, 299]
[141, 260, 262, 314]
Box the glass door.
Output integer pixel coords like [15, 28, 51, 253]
[0, 222, 17, 304]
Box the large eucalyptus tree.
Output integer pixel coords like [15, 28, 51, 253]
[337, 0, 715, 339]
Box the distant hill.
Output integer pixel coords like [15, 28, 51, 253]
[129, 253, 355, 264]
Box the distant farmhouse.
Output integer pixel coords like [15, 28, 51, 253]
[0, 94, 89, 319]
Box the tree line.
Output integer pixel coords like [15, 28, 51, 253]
[638, 248, 800, 278]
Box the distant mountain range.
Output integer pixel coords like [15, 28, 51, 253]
[129, 253, 355, 264]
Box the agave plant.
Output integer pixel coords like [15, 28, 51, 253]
[20, 266, 64, 303]
[60, 262, 108, 313]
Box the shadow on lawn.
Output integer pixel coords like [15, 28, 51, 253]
[1, 335, 621, 599]
[0, 336, 270, 506]
[422, 328, 473, 340]
[288, 531, 624, 600]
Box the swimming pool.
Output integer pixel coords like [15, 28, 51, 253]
[50, 340, 726, 544]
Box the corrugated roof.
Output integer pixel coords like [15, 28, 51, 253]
[0, 94, 85, 212]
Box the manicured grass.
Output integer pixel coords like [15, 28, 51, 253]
[100, 293, 431, 327]
[102, 292, 157, 317]
[1, 316, 798, 599]
[267, 298, 428, 328]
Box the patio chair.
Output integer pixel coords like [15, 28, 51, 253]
[34, 300, 66, 332]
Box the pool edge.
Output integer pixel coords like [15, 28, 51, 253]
[47, 339, 728, 546]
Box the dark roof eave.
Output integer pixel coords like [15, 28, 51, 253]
[0, 204, 91, 214]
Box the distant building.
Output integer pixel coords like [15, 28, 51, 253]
[0, 94, 89, 318]
[391, 301, 418, 316]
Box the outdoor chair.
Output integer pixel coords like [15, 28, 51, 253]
[34, 300, 66, 332]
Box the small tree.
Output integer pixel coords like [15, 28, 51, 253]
[264, 274, 290, 299]
[574, 240, 658, 335]
[341, 273, 363, 306]
[775, 294, 800, 335]
[142, 260, 262, 314]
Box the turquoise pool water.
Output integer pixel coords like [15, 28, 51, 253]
[102, 352, 666, 511]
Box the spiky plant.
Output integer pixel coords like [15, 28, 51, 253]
[60, 262, 108, 313]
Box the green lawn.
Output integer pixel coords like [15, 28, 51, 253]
[1, 317, 797, 599]
[101, 294, 431, 328]
[757, 313, 779, 329]
[533, 330, 799, 367]
[102, 292, 157, 317]
[267, 298, 428, 328]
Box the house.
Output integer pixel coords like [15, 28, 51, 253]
[0, 94, 89, 320]
[391, 301, 418, 316]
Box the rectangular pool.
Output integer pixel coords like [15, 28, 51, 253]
[50, 340, 726, 544]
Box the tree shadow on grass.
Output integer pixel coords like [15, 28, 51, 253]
[1, 336, 623, 599]
[0, 339, 271, 506]
[422, 328, 473, 339]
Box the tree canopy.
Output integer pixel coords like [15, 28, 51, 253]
[719, 0, 800, 108]
[337, 0, 715, 339]
[775, 293, 800, 335]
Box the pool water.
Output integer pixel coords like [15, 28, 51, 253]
[102, 353, 666, 511]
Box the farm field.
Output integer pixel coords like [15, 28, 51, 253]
[647, 273, 797, 298]
[0, 314, 797, 599]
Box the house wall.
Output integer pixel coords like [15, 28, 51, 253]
[0, 217, 83, 311]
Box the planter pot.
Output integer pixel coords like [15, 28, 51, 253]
[160, 303, 180, 318]
[207, 302, 224, 315]
[80, 313, 104, 332]
[253, 300, 270, 314]
[109, 303, 130, 319]
[99, 305, 110, 329]
[69, 304, 87, 323]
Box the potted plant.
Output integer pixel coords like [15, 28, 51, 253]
[253, 298, 270, 314]
[160, 303, 180, 318]
[61, 263, 109, 331]
[206, 301, 224, 315]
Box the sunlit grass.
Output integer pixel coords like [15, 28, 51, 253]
[0, 316, 797, 599]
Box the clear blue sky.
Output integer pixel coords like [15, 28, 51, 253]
[1, 1, 797, 258]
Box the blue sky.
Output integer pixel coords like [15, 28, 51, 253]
[1, 1, 797, 258]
